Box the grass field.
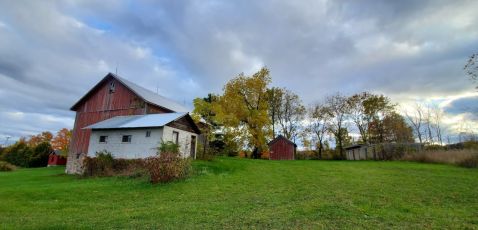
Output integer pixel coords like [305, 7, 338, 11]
[1, 157, 477, 229]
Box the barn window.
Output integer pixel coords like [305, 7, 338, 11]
[51, 156, 54, 162]
[122, 135, 132, 143]
[99, 136, 108, 143]
[172, 131, 179, 144]
[146, 131, 151, 137]
[109, 81, 115, 93]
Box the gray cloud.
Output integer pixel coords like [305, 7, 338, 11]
[0, 0, 477, 144]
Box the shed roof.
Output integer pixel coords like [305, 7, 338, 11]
[70, 73, 191, 113]
[49, 150, 62, 155]
[344, 144, 369, 150]
[83, 113, 190, 129]
[267, 135, 297, 147]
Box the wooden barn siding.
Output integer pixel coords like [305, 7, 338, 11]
[269, 139, 295, 160]
[146, 104, 171, 114]
[166, 116, 197, 133]
[69, 79, 146, 155]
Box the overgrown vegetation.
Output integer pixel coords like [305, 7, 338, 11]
[0, 161, 16, 171]
[400, 149, 478, 167]
[82, 151, 145, 178]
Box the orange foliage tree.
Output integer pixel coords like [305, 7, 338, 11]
[51, 128, 73, 156]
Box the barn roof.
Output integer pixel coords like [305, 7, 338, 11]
[267, 135, 297, 147]
[82, 113, 200, 133]
[70, 72, 191, 113]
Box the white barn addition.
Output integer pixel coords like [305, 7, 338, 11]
[83, 113, 201, 159]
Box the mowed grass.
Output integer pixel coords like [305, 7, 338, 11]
[0, 157, 477, 229]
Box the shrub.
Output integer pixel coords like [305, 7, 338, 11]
[142, 151, 192, 184]
[0, 161, 16, 171]
[457, 155, 478, 168]
[156, 140, 180, 154]
[82, 151, 144, 177]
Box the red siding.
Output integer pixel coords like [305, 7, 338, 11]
[269, 137, 295, 160]
[48, 153, 67, 166]
[69, 76, 148, 155]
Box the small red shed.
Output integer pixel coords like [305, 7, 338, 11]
[268, 135, 297, 160]
[48, 150, 67, 167]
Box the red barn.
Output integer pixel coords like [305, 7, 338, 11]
[268, 135, 297, 160]
[66, 73, 193, 174]
[48, 150, 67, 167]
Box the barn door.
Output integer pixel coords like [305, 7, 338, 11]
[190, 136, 196, 159]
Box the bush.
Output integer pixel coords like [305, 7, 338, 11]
[457, 155, 478, 168]
[142, 151, 191, 184]
[156, 140, 180, 154]
[82, 151, 145, 177]
[0, 161, 16, 171]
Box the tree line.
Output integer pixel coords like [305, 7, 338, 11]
[192, 67, 450, 159]
[0, 128, 72, 167]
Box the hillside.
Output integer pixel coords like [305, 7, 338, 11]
[0, 157, 477, 229]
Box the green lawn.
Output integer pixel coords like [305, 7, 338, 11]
[0, 157, 477, 229]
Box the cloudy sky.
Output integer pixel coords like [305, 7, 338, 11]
[0, 0, 477, 145]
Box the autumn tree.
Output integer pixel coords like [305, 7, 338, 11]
[192, 93, 221, 159]
[266, 87, 284, 138]
[380, 112, 415, 143]
[26, 131, 53, 147]
[275, 89, 306, 142]
[215, 67, 272, 159]
[324, 92, 349, 158]
[364, 94, 395, 144]
[51, 128, 73, 156]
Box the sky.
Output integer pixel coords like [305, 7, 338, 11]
[0, 0, 477, 146]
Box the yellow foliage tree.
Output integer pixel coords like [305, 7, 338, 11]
[214, 67, 272, 158]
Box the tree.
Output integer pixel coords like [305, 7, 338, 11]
[400, 102, 425, 144]
[364, 94, 395, 144]
[324, 92, 349, 158]
[26, 131, 53, 147]
[335, 128, 353, 154]
[381, 112, 415, 143]
[429, 103, 446, 145]
[192, 94, 220, 159]
[215, 67, 272, 159]
[51, 128, 73, 156]
[266, 87, 284, 139]
[464, 52, 478, 88]
[303, 100, 330, 158]
[464, 52, 478, 116]
[276, 89, 306, 142]
[29, 141, 53, 167]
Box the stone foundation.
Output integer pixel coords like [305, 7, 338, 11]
[65, 153, 86, 174]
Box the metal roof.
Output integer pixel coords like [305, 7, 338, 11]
[70, 73, 191, 113]
[111, 73, 191, 113]
[344, 144, 369, 149]
[83, 113, 187, 129]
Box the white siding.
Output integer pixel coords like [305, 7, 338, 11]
[163, 126, 198, 159]
[87, 128, 163, 159]
[87, 126, 198, 159]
